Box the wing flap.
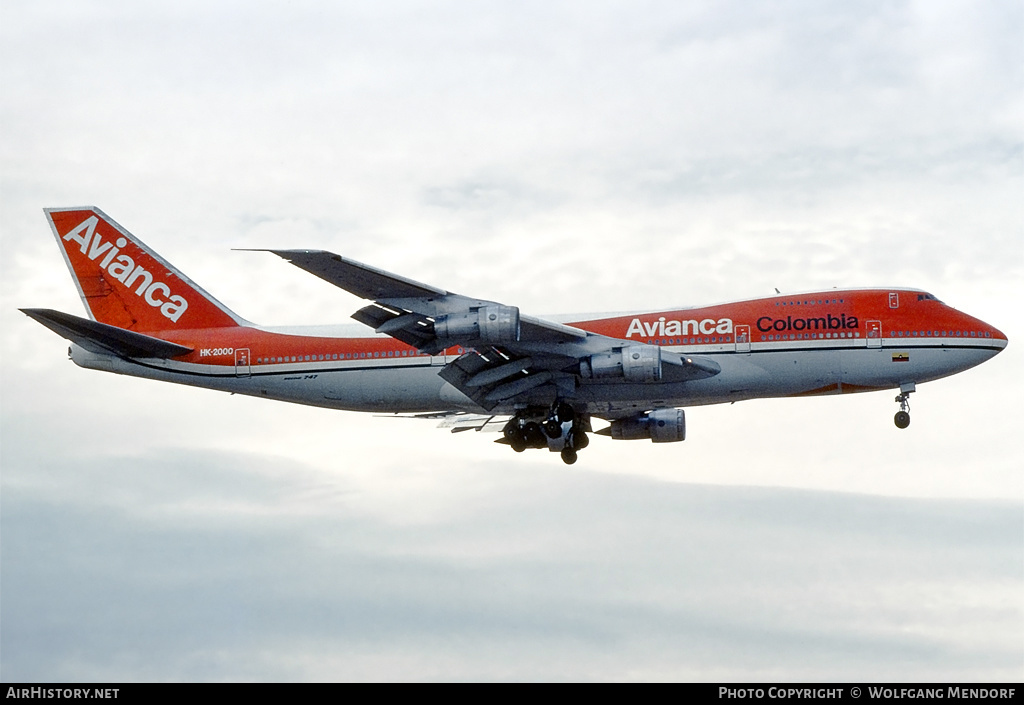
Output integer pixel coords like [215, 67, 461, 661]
[438, 350, 581, 410]
[351, 304, 437, 348]
[465, 357, 533, 387]
[372, 411, 509, 434]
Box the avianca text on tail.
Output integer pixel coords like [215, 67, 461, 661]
[61, 214, 189, 322]
[23, 207, 1007, 465]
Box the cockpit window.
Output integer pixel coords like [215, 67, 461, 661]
[917, 293, 943, 303]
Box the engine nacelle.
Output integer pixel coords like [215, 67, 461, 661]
[581, 344, 662, 383]
[607, 408, 685, 443]
[434, 305, 520, 345]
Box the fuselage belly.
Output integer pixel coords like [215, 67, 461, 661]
[72, 335, 1001, 414]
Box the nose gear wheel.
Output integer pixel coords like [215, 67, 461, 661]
[894, 387, 913, 429]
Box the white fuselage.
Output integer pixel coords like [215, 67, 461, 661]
[70, 329, 1003, 416]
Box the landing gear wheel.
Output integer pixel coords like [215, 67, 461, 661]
[543, 419, 563, 439]
[503, 422, 527, 451]
[894, 386, 913, 430]
[560, 447, 578, 465]
[523, 422, 546, 447]
[555, 403, 576, 424]
[568, 429, 589, 450]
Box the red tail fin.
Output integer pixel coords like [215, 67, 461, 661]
[46, 207, 244, 332]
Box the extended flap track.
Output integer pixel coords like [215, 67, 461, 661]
[439, 349, 581, 411]
[352, 303, 437, 350]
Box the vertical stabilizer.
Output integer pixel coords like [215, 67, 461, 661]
[45, 207, 245, 332]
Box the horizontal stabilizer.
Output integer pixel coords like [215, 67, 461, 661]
[21, 308, 193, 359]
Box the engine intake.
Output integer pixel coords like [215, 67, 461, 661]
[606, 408, 685, 443]
[434, 305, 520, 345]
[581, 344, 662, 383]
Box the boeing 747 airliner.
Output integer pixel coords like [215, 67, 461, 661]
[23, 207, 1008, 464]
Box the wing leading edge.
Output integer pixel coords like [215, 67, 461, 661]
[265, 249, 589, 350]
[260, 248, 720, 410]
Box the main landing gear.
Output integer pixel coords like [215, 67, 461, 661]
[501, 402, 590, 464]
[894, 382, 915, 429]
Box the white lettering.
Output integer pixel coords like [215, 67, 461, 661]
[107, 254, 135, 281]
[766, 687, 846, 698]
[145, 281, 170, 306]
[626, 317, 734, 338]
[64, 218, 190, 325]
[718, 688, 765, 699]
[125, 265, 154, 294]
[87, 233, 113, 261]
[99, 238, 123, 268]
[161, 295, 188, 322]
[62, 216, 98, 254]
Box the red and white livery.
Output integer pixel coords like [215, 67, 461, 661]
[24, 207, 1008, 464]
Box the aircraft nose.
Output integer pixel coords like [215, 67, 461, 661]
[973, 315, 1007, 353]
[946, 304, 1007, 354]
[990, 323, 1008, 350]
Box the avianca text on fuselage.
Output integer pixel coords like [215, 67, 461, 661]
[756, 313, 859, 333]
[626, 316, 733, 338]
[62, 216, 188, 323]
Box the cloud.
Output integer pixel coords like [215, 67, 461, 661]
[2, 440, 1021, 682]
[2, 0, 1022, 682]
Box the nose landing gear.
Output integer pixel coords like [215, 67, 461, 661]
[894, 383, 915, 429]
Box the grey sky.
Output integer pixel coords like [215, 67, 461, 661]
[2, 0, 1022, 681]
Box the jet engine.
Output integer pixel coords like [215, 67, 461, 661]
[603, 408, 685, 443]
[434, 305, 520, 344]
[580, 344, 662, 383]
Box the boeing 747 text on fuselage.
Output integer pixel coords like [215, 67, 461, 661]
[23, 208, 1008, 464]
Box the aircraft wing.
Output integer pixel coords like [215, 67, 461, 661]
[266, 249, 588, 348]
[264, 249, 719, 410]
[263, 249, 448, 300]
